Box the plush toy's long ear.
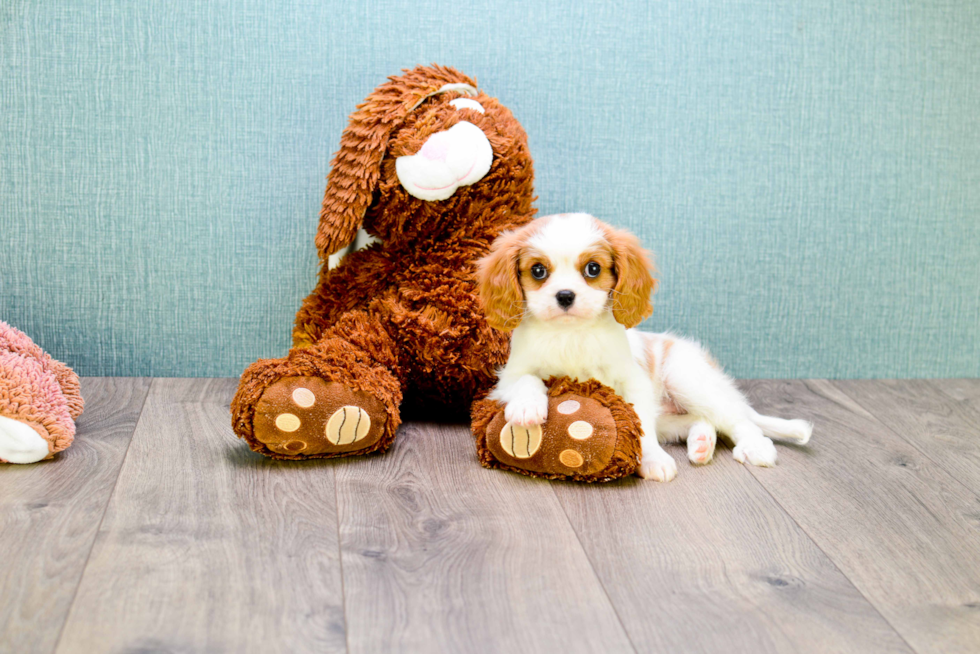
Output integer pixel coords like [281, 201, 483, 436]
[315, 65, 479, 258]
[603, 225, 657, 329]
[476, 229, 528, 332]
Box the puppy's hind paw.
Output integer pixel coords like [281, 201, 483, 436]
[639, 450, 678, 482]
[687, 422, 717, 466]
[504, 393, 549, 427]
[785, 419, 813, 445]
[733, 436, 777, 467]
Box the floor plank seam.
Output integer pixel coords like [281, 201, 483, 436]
[549, 483, 640, 654]
[738, 462, 920, 654]
[49, 378, 153, 654]
[332, 465, 352, 654]
[829, 380, 980, 503]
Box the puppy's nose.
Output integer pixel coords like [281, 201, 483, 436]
[556, 290, 576, 309]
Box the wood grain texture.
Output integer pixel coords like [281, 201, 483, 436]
[0, 378, 150, 654]
[930, 379, 980, 405]
[554, 444, 912, 654]
[741, 379, 980, 654]
[333, 421, 635, 654]
[835, 379, 980, 495]
[8, 378, 979, 654]
[54, 378, 347, 654]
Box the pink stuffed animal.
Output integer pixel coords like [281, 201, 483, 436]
[0, 321, 83, 463]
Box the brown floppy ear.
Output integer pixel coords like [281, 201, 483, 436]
[476, 229, 528, 331]
[604, 225, 657, 328]
[315, 64, 479, 258]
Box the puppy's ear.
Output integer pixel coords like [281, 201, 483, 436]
[476, 229, 528, 331]
[316, 65, 478, 258]
[605, 225, 657, 328]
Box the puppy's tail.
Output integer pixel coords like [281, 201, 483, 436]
[748, 409, 812, 444]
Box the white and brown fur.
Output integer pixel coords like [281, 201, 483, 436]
[476, 213, 812, 481]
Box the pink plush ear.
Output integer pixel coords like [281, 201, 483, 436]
[315, 65, 479, 258]
[476, 228, 529, 332]
[602, 225, 657, 328]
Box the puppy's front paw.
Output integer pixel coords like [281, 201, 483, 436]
[504, 393, 549, 427]
[639, 449, 678, 482]
[733, 436, 777, 467]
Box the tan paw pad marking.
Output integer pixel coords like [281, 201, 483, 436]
[559, 449, 584, 468]
[500, 422, 543, 459]
[556, 400, 581, 415]
[567, 420, 593, 440]
[292, 387, 316, 408]
[275, 413, 301, 432]
[282, 440, 307, 453]
[325, 406, 372, 445]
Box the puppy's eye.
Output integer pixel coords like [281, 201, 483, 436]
[530, 263, 548, 280]
[584, 262, 601, 278]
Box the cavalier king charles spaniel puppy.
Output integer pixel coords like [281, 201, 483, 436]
[477, 213, 812, 481]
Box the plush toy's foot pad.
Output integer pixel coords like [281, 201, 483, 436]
[0, 414, 51, 464]
[252, 376, 387, 458]
[487, 394, 617, 476]
[473, 378, 642, 482]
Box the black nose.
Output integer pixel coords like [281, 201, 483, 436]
[556, 290, 575, 309]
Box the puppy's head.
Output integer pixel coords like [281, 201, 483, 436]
[477, 213, 656, 331]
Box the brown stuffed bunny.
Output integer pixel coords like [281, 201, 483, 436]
[231, 65, 539, 459]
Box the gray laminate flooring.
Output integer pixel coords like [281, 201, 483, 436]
[2, 378, 979, 654]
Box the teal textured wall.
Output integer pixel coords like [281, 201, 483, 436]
[1, 1, 978, 378]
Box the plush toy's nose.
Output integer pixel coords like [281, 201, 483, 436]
[396, 121, 493, 201]
[420, 135, 451, 161]
[556, 290, 576, 309]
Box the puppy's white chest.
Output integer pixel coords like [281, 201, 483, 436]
[511, 319, 631, 390]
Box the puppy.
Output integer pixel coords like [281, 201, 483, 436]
[476, 213, 812, 481]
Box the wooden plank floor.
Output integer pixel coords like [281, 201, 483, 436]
[2, 378, 979, 654]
